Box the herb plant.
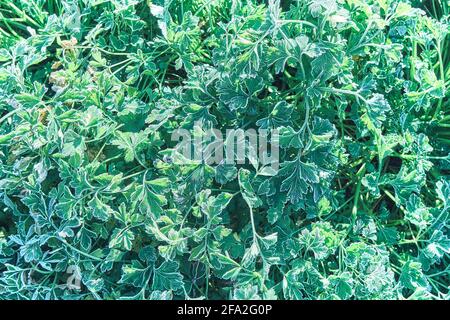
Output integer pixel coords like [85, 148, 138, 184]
[0, 0, 449, 300]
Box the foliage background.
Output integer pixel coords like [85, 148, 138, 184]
[0, 0, 449, 300]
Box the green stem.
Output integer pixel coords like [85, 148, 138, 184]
[410, 39, 417, 80]
[59, 238, 103, 262]
[352, 163, 366, 223]
[433, 41, 446, 119]
[0, 108, 20, 124]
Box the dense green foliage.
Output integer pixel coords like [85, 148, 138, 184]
[0, 0, 449, 300]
